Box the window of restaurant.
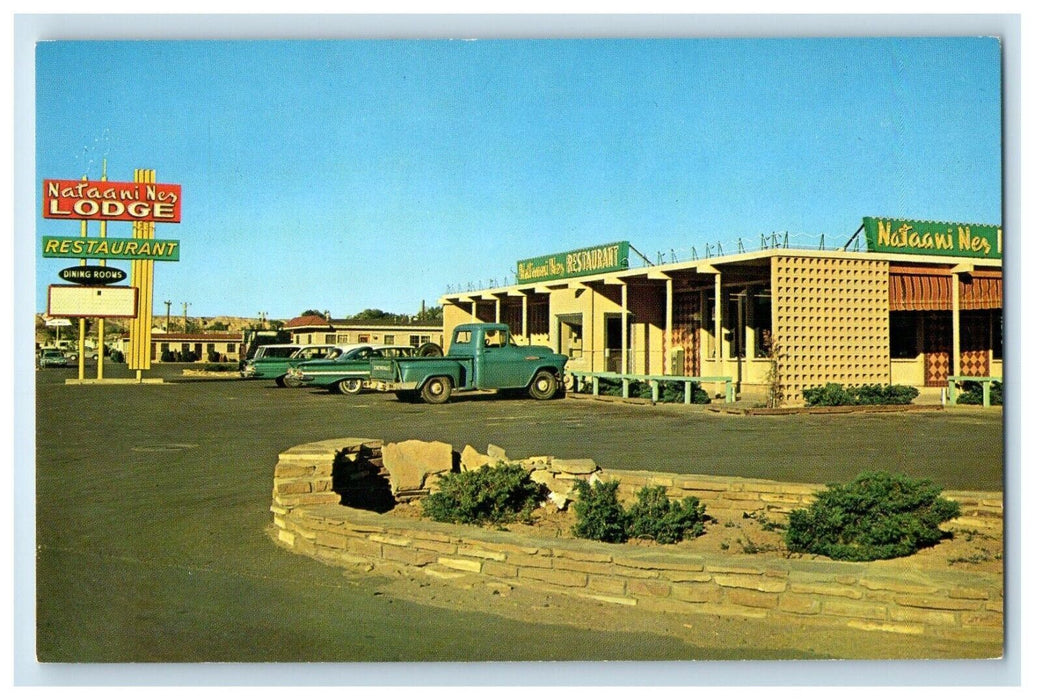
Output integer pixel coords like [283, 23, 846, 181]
[752, 287, 773, 358]
[890, 312, 919, 359]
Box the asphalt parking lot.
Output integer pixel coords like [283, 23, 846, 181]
[30, 362, 1005, 667]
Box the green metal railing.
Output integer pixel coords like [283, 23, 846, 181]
[947, 375, 1002, 407]
[566, 370, 734, 404]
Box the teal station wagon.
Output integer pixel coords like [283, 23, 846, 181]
[241, 344, 356, 387]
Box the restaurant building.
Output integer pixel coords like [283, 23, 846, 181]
[439, 218, 1003, 406]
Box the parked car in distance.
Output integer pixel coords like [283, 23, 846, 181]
[38, 349, 69, 368]
[241, 344, 360, 387]
[287, 345, 432, 395]
[239, 344, 300, 378]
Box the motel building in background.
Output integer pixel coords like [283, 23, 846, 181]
[439, 218, 1003, 406]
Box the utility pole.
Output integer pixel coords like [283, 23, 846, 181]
[164, 300, 172, 332]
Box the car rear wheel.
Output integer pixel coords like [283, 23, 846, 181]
[420, 376, 452, 404]
[335, 378, 363, 395]
[275, 376, 287, 388]
[528, 370, 558, 400]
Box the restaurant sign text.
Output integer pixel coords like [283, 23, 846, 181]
[517, 241, 629, 283]
[864, 217, 1001, 259]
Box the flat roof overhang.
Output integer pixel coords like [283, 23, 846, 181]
[438, 248, 1003, 306]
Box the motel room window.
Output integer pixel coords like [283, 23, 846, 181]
[358, 334, 370, 343]
[324, 334, 337, 344]
[889, 312, 919, 359]
[409, 335, 432, 346]
[384, 335, 395, 345]
[160, 343, 169, 352]
[226, 343, 236, 353]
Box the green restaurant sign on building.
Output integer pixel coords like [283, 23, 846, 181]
[517, 241, 630, 284]
[863, 217, 1002, 260]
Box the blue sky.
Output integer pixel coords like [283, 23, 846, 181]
[34, 37, 1002, 319]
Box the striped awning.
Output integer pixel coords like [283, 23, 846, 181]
[889, 266, 1003, 311]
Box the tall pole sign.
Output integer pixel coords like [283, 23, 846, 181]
[128, 169, 157, 377]
[42, 166, 182, 383]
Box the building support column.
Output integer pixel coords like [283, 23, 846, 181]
[951, 272, 961, 377]
[495, 298, 501, 323]
[521, 293, 528, 341]
[714, 272, 723, 380]
[471, 300, 478, 322]
[621, 282, 629, 374]
[665, 276, 673, 375]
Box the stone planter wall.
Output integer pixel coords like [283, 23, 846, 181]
[270, 438, 1003, 646]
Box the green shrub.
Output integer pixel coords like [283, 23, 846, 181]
[109, 350, 125, 363]
[161, 350, 175, 362]
[803, 383, 919, 406]
[572, 480, 709, 544]
[802, 383, 852, 406]
[627, 485, 707, 544]
[421, 463, 547, 526]
[199, 363, 236, 372]
[956, 381, 1003, 406]
[571, 479, 630, 543]
[785, 471, 961, 561]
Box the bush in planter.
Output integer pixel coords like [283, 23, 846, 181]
[572, 480, 710, 544]
[785, 471, 960, 561]
[956, 381, 1003, 406]
[421, 463, 547, 526]
[627, 485, 708, 544]
[161, 350, 175, 362]
[571, 479, 629, 543]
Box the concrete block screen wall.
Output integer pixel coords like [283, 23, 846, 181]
[771, 256, 891, 406]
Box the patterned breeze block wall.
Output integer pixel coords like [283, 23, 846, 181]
[771, 256, 891, 406]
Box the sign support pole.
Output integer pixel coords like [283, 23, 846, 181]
[77, 173, 88, 382]
[97, 160, 108, 380]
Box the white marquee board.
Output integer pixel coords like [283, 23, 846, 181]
[47, 285, 138, 318]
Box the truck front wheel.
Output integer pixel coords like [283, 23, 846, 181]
[528, 370, 558, 400]
[420, 377, 452, 404]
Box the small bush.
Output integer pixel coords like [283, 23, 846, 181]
[199, 363, 237, 372]
[572, 480, 709, 544]
[421, 463, 547, 526]
[627, 485, 707, 544]
[785, 471, 960, 561]
[803, 383, 918, 406]
[571, 479, 630, 543]
[109, 350, 125, 363]
[161, 350, 175, 362]
[956, 381, 1003, 406]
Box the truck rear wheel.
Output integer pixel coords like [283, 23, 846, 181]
[420, 376, 452, 404]
[528, 370, 558, 400]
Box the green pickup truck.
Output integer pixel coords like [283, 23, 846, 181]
[369, 323, 568, 404]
